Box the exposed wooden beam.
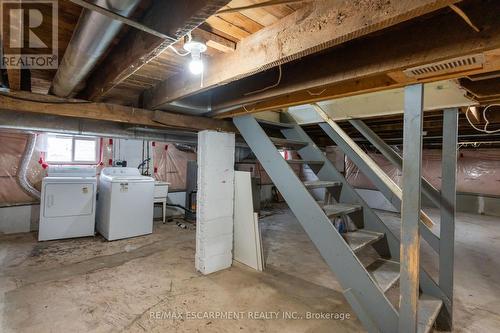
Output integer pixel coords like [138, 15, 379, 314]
[209, 0, 500, 118]
[4, 67, 31, 92]
[1, 0, 21, 91]
[80, 0, 231, 101]
[459, 77, 500, 99]
[143, 0, 459, 109]
[217, 0, 308, 14]
[192, 29, 236, 53]
[5, 69, 21, 90]
[0, 91, 235, 132]
[151, 110, 233, 130]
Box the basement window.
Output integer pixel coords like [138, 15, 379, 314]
[46, 135, 99, 164]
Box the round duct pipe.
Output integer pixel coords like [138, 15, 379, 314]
[17, 133, 41, 200]
[51, 0, 141, 97]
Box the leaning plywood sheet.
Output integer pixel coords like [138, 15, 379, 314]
[233, 171, 264, 271]
[254, 212, 264, 271]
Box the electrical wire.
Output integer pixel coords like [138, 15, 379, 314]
[167, 45, 190, 56]
[465, 104, 500, 134]
[243, 104, 256, 112]
[167, 32, 193, 57]
[307, 88, 326, 96]
[244, 65, 282, 96]
[200, 53, 204, 88]
[448, 4, 480, 32]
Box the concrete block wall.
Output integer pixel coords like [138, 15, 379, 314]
[195, 131, 235, 274]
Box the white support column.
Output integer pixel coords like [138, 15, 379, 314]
[195, 130, 235, 274]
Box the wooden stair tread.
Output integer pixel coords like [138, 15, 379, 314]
[286, 160, 324, 165]
[256, 119, 295, 129]
[343, 229, 384, 253]
[322, 203, 362, 217]
[366, 259, 400, 292]
[304, 180, 341, 189]
[269, 137, 308, 149]
[304, 180, 342, 189]
[418, 295, 443, 333]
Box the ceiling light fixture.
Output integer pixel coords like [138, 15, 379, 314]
[183, 41, 207, 75]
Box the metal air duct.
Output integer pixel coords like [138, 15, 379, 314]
[51, 0, 141, 97]
[17, 134, 41, 199]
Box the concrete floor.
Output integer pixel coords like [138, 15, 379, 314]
[1, 207, 499, 332]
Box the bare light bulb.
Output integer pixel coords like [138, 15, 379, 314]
[189, 57, 203, 75]
[183, 40, 207, 76]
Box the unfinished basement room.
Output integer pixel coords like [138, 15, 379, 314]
[1, 0, 500, 332]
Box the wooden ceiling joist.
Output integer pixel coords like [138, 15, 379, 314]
[0, 91, 235, 132]
[216, 0, 307, 14]
[192, 29, 236, 53]
[80, 0, 231, 101]
[142, 0, 460, 110]
[208, 0, 500, 118]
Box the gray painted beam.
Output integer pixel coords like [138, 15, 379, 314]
[349, 119, 442, 208]
[399, 84, 424, 333]
[438, 108, 458, 330]
[344, 288, 381, 333]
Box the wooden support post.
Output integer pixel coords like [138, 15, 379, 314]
[438, 108, 458, 330]
[399, 84, 424, 333]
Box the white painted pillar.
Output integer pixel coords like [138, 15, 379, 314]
[195, 130, 235, 274]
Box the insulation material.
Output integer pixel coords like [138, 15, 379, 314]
[0, 132, 45, 205]
[100, 138, 113, 170]
[152, 142, 196, 191]
[346, 149, 500, 196]
[195, 131, 235, 275]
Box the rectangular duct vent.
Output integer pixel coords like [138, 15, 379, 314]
[403, 54, 485, 79]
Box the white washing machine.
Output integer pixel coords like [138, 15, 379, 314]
[38, 166, 97, 241]
[96, 167, 154, 241]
